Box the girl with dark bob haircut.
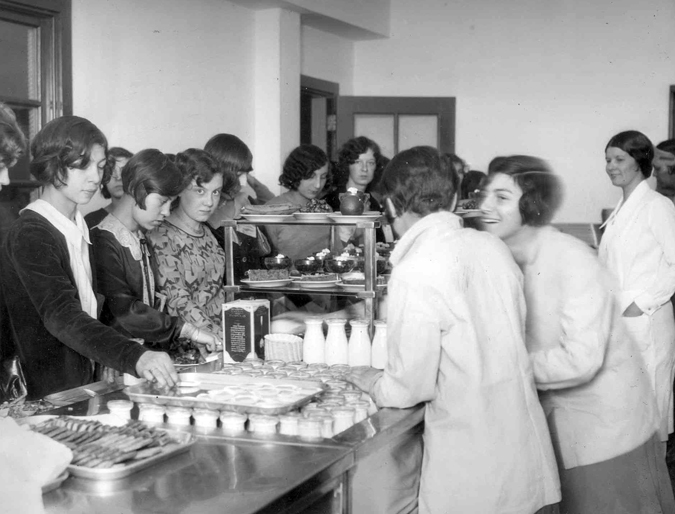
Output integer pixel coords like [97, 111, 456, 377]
[100, 146, 133, 200]
[605, 130, 654, 178]
[481, 154, 675, 513]
[486, 155, 563, 227]
[1, 116, 179, 399]
[205, 134, 252, 175]
[279, 144, 329, 191]
[333, 136, 382, 190]
[122, 149, 185, 209]
[30, 115, 111, 188]
[379, 146, 458, 218]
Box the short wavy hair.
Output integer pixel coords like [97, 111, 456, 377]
[334, 136, 382, 191]
[100, 146, 133, 199]
[487, 155, 563, 227]
[0, 103, 27, 167]
[279, 144, 329, 191]
[605, 130, 654, 178]
[379, 146, 458, 217]
[121, 149, 184, 209]
[656, 139, 675, 156]
[30, 116, 109, 188]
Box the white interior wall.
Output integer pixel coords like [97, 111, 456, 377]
[301, 25, 354, 94]
[71, 0, 256, 214]
[352, 0, 675, 222]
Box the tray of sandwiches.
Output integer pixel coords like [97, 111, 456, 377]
[24, 415, 195, 480]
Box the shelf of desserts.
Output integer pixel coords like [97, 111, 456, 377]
[237, 244, 393, 296]
[237, 199, 383, 226]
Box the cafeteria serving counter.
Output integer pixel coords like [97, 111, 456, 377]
[41, 386, 424, 514]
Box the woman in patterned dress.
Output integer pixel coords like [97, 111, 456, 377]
[147, 149, 230, 337]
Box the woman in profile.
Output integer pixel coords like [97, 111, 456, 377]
[1, 116, 177, 398]
[480, 154, 673, 513]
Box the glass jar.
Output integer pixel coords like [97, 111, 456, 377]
[348, 319, 371, 367]
[138, 403, 166, 424]
[324, 319, 349, 366]
[219, 412, 247, 434]
[308, 412, 334, 438]
[331, 407, 356, 434]
[302, 402, 328, 418]
[298, 418, 323, 440]
[302, 317, 325, 364]
[342, 390, 363, 403]
[248, 414, 279, 435]
[165, 406, 193, 426]
[349, 400, 370, 423]
[371, 320, 388, 370]
[192, 408, 219, 429]
[107, 400, 133, 420]
[279, 413, 301, 436]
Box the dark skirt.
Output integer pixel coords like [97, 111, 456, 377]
[559, 433, 675, 514]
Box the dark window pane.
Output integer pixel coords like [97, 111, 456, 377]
[0, 18, 40, 100]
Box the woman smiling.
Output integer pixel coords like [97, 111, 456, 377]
[599, 130, 675, 449]
[480, 154, 673, 513]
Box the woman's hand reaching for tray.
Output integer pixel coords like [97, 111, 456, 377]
[136, 351, 178, 387]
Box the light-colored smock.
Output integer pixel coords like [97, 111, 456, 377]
[599, 180, 675, 440]
[371, 211, 560, 514]
[524, 227, 657, 468]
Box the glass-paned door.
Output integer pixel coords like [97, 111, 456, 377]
[337, 97, 455, 159]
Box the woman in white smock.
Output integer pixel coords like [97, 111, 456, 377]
[347, 147, 560, 514]
[599, 130, 675, 445]
[481, 154, 673, 513]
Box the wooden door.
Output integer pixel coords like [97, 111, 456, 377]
[337, 96, 456, 158]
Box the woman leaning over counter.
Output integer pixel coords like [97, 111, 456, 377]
[91, 149, 220, 358]
[147, 149, 228, 336]
[347, 146, 560, 514]
[480, 155, 673, 513]
[599, 130, 675, 447]
[1, 117, 177, 399]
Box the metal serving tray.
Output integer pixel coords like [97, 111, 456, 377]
[68, 428, 195, 481]
[124, 373, 326, 416]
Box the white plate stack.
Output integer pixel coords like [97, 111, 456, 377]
[264, 333, 303, 362]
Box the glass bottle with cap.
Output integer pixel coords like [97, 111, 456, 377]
[303, 317, 325, 364]
[348, 319, 371, 367]
[371, 320, 388, 370]
[324, 318, 349, 365]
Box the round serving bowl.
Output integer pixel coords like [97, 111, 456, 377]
[294, 258, 322, 274]
[323, 258, 355, 274]
[264, 256, 292, 270]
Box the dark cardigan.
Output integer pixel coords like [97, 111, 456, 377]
[90, 224, 184, 349]
[0, 210, 147, 400]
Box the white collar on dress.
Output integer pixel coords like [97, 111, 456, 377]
[96, 213, 144, 261]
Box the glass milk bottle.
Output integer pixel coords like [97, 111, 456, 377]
[348, 319, 371, 367]
[371, 320, 388, 370]
[324, 318, 349, 366]
[303, 317, 325, 364]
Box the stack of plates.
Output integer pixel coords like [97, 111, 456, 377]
[264, 333, 303, 362]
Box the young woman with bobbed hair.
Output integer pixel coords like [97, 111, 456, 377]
[264, 144, 338, 260]
[0, 117, 179, 398]
[204, 133, 274, 204]
[91, 149, 221, 365]
[147, 149, 231, 339]
[203, 134, 270, 281]
[481, 154, 673, 513]
[324, 136, 387, 244]
[599, 130, 675, 452]
[85, 146, 134, 228]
